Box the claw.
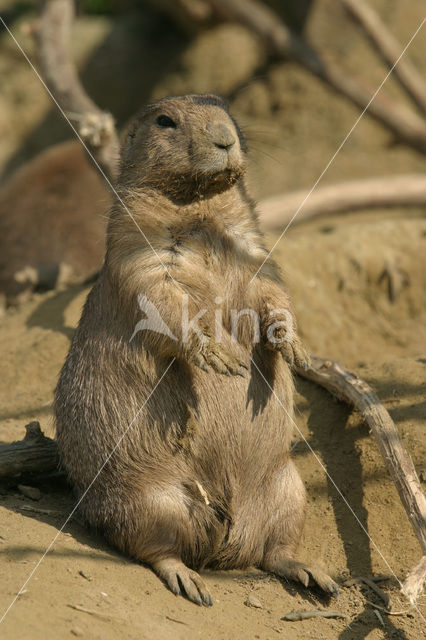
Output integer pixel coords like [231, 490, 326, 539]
[154, 559, 213, 607]
[297, 569, 309, 588]
[280, 343, 294, 366]
[202, 593, 213, 607]
[193, 353, 210, 373]
[266, 558, 338, 596]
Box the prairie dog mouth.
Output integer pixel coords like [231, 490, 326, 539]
[208, 166, 245, 184]
[198, 149, 246, 180]
[161, 163, 245, 204]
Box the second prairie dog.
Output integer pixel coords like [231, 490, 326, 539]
[55, 94, 338, 606]
[0, 141, 109, 303]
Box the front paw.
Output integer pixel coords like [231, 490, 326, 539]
[187, 334, 248, 377]
[263, 314, 311, 370]
[279, 334, 311, 370]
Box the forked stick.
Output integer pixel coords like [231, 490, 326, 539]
[296, 357, 426, 602]
[341, 0, 426, 115]
[258, 174, 426, 229]
[36, 0, 120, 181]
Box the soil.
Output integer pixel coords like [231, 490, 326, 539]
[0, 1, 425, 639]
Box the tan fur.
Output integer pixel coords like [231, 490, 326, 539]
[0, 141, 110, 303]
[55, 95, 338, 605]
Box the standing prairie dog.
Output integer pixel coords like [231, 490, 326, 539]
[55, 94, 338, 605]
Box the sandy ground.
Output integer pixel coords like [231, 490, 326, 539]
[0, 1, 425, 638]
[0, 212, 425, 640]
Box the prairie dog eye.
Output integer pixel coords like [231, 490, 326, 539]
[156, 115, 177, 128]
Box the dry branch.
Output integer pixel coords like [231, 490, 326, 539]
[281, 610, 346, 621]
[258, 174, 426, 230]
[204, 0, 426, 154]
[364, 600, 410, 616]
[296, 356, 426, 602]
[36, 0, 120, 181]
[341, 0, 426, 115]
[0, 421, 58, 478]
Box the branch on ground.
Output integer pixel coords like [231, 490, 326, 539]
[296, 356, 426, 603]
[0, 421, 58, 478]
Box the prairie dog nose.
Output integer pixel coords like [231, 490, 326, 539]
[206, 121, 236, 150]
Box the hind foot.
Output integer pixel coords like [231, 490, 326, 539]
[153, 557, 213, 606]
[265, 558, 339, 596]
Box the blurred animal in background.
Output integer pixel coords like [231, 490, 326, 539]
[0, 141, 110, 305]
[0, 0, 118, 306]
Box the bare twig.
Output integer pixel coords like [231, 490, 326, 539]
[36, 0, 120, 181]
[204, 0, 426, 154]
[18, 504, 63, 516]
[343, 575, 388, 587]
[258, 174, 426, 229]
[373, 609, 385, 626]
[296, 357, 426, 602]
[341, 0, 426, 115]
[281, 609, 346, 621]
[361, 576, 391, 609]
[365, 599, 410, 616]
[67, 604, 112, 621]
[165, 615, 189, 625]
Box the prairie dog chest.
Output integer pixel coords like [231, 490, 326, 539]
[166, 214, 263, 273]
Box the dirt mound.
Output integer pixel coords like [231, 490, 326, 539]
[277, 212, 426, 367]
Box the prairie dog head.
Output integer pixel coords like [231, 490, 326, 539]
[120, 95, 247, 203]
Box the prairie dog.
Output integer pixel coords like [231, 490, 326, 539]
[0, 141, 109, 303]
[55, 94, 338, 605]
